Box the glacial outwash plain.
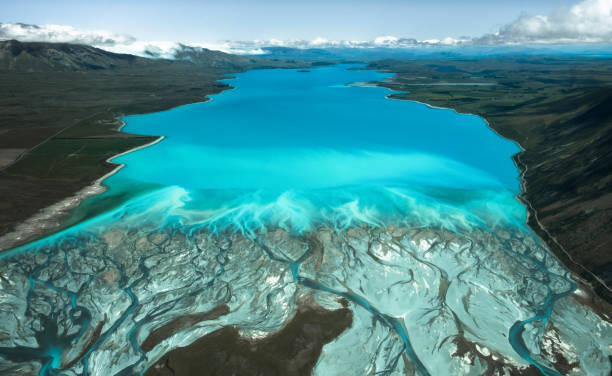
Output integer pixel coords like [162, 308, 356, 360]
[0, 41, 612, 376]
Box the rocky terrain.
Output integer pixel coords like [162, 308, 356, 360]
[0, 199, 610, 375]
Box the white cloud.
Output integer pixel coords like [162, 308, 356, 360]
[374, 35, 399, 45]
[0, 22, 468, 57]
[0, 23, 135, 46]
[219, 36, 465, 51]
[310, 37, 330, 46]
[101, 40, 183, 59]
[476, 0, 612, 44]
[0, 22, 246, 57]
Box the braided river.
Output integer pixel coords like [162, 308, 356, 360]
[0, 65, 610, 375]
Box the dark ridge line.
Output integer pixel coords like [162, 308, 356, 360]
[140, 304, 230, 352]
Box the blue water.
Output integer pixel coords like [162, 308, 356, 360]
[257, 45, 612, 61]
[89, 65, 522, 233]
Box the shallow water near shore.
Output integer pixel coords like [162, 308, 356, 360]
[0, 65, 610, 376]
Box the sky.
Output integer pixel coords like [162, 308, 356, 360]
[1, 0, 611, 56]
[1, 0, 580, 42]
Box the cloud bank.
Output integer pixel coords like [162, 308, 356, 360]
[220, 35, 465, 52]
[0, 23, 466, 57]
[0, 23, 135, 46]
[0, 23, 186, 58]
[476, 0, 612, 44]
[1, 0, 611, 58]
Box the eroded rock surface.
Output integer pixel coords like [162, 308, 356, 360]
[0, 223, 610, 375]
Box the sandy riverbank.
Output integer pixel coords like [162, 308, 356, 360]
[0, 91, 224, 252]
[0, 134, 165, 251]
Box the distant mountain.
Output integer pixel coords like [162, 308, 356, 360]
[257, 47, 344, 60]
[0, 40, 315, 73]
[173, 44, 260, 70]
[0, 39, 161, 71]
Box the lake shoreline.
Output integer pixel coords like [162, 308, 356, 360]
[0, 67, 533, 251]
[0, 94, 220, 252]
[0, 65, 516, 253]
[377, 80, 612, 317]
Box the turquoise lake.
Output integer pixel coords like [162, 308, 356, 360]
[95, 65, 523, 233]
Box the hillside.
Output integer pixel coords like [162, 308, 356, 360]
[0, 39, 157, 71]
[173, 44, 259, 70]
